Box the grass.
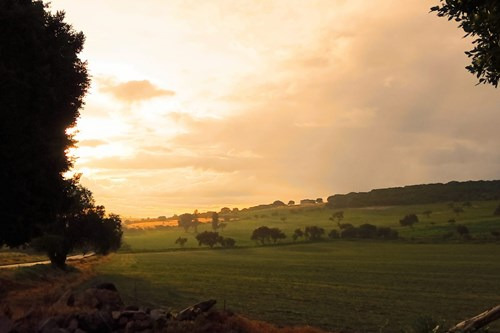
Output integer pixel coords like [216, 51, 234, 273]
[121, 200, 500, 251]
[92, 242, 500, 332]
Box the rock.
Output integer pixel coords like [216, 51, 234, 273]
[177, 299, 217, 321]
[0, 316, 13, 333]
[54, 290, 75, 309]
[125, 305, 139, 311]
[75, 287, 123, 311]
[95, 283, 118, 292]
[77, 311, 113, 332]
[38, 317, 59, 333]
[149, 308, 168, 321]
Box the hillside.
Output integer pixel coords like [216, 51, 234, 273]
[326, 180, 500, 209]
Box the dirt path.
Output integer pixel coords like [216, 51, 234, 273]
[0, 253, 95, 269]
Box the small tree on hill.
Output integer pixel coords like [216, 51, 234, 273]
[400, 214, 419, 228]
[292, 228, 304, 241]
[211, 212, 220, 231]
[178, 213, 194, 232]
[288, 200, 295, 206]
[251, 226, 271, 245]
[328, 229, 339, 239]
[269, 228, 286, 243]
[453, 207, 464, 215]
[175, 237, 188, 247]
[456, 225, 471, 240]
[219, 237, 236, 248]
[196, 231, 220, 248]
[304, 226, 325, 241]
[330, 211, 344, 222]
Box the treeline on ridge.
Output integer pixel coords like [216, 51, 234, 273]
[326, 180, 500, 209]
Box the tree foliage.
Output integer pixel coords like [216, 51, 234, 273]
[31, 177, 122, 268]
[431, 1, 500, 87]
[304, 226, 325, 241]
[196, 231, 220, 248]
[399, 214, 419, 228]
[0, 0, 89, 247]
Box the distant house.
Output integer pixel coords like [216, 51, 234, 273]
[300, 199, 316, 205]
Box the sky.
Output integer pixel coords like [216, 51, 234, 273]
[48, 0, 500, 218]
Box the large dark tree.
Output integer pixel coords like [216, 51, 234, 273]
[431, 1, 500, 87]
[0, 0, 89, 247]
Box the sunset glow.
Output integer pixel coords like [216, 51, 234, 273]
[48, 0, 500, 217]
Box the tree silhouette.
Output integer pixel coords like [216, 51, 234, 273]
[31, 177, 122, 268]
[431, 1, 500, 87]
[0, 0, 89, 247]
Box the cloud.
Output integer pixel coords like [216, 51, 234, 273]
[99, 78, 175, 103]
[78, 139, 108, 147]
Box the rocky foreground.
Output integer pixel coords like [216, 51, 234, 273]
[0, 282, 326, 333]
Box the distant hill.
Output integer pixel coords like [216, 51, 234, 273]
[326, 180, 500, 209]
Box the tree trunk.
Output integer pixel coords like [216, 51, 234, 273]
[448, 305, 500, 332]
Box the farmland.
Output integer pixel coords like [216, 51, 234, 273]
[85, 200, 500, 332]
[92, 242, 500, 332]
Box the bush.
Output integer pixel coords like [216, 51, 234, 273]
[328, 229, 339, 239]
[400, 214, 419, 227]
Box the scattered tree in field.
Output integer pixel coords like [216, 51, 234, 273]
[339, 224, 398, 240]
[219, 237, 236, 248]
[31, 177, 122, 268]
[292, 228, 304, 241]
[328, 229, 339, 239]
[0, 1, 90, 248]
[175, 237, 188, 247]
[211, 212, 220, 231]
[422, 210, 432, 218]
[316, 198, 323, 204]
[178, 213, 195, 232]
[220, 207, 231, 214]
[196, 231, 220, 248]
[304, 226, 325, 241]
[431, 1, 500, 87]
[399, 214, 419, 228]
[491, 230, 500, 241]
[448, 219, 456, 224]
[337, 222, 353, 230]
[273, 200, 286, 207]
[269, 228, 286, 243]
[288, 200, 295, 206]
[280, 217, 287, 222]
[158, 216, 167, 221]
[456, 225, 471, 239]
[251, 226, 272, 244]
[494, 203, 500, 216]
[218, 222, 227, 232]
[330, 211, 344, 222]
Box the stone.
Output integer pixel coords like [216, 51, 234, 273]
[38, 317, 59, 333]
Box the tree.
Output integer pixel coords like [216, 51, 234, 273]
[453, 206, 464, 215]
[219, 237, 236, 248]
[330, 211, 344, 222]
[269, 228, 286, 243]
[178, 213, 194, 232]
[431, 1, 500, 87]
[288, 200, 295, 206]
[211, 212, 220, 231]
[292, 228, 304, 241]
[272, 200, 286, 207]
[0, 0, 89, 247]
[304, 226, 325, 241]
[399, 214, 419, 228]
[251, 226, 272, 245]
[175, 237, 188, 247]
[196, 231, 220, 248]
[328, 229, 339, 239]
[316, 198, 323, 204]
[31, 177, 122, 268]
[456, 225, 471, 239]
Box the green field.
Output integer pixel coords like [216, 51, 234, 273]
[92, 242, 500, 332]
[122, 201, 500, 251]
[85, 201, 500, 332]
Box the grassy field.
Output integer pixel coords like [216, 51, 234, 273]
[122, 200, 500, 251]
[91, 242, 500, 332]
